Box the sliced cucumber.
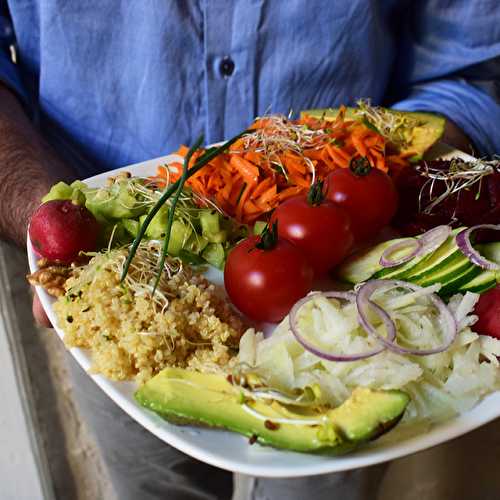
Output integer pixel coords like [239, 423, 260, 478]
[122, 218, 139, 237]
[477, 241, 500, 264]
[397, 228, 464, 281]
[452, 242, 500, 294]
[457, 270, 497, 294]
[413, 253, 471, 287]
[337, 227, 500, 296]
[337, 239, 407, 283]
[374, 245, 433, 280]
[185, 233, 209, 254]
[438, 265, 483, 297]
[457, 270, 497, 293]
[202, 243, 225, 269]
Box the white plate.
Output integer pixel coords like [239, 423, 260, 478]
[28, 144, 500, 477]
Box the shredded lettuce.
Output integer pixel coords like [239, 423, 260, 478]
[237, 289, 500, 423]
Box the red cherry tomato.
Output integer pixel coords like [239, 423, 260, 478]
[270, 184, 353, 276]
[325, 158, 398, 243]
[224, 227, 313, 323]
[473, 285, 500, 340]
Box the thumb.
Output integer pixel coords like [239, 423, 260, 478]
[32, 292, 53, 328]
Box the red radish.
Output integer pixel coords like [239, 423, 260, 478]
[473, 285, 500, 340]
[29, 200, 100, 263]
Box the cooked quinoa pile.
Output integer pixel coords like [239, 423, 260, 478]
[54, 243, 248, 384]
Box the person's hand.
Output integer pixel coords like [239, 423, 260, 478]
[32, 291, 52, 328]
[442, 119, 475, 154]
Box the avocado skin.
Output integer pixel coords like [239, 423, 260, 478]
[301, 107, 445, 161]
[135, 368, 409, 454]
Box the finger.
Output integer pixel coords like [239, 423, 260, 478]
[32, 292, 53, 328]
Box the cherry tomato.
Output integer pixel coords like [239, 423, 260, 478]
[473, 285, 500, 340]
[270, 182, 353, 276]
[325, 158, 398, 243]
[224, 225, 313, 323]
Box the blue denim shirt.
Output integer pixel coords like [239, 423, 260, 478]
[1, 0, 500, 177]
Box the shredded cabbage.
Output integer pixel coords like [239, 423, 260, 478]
[237, 289, 500, 423]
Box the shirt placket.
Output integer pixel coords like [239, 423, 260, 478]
[202, 0, 262, 143]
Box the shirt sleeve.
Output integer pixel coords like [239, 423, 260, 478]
[0, 5, 27, 102]
[388, 0, 500, 156]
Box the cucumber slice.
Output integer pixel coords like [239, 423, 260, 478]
[374, 243, 433, 280]
[413, 253, 471, 287]
[337, 239, 407, 283]
[477, 241, 500, 264]
[438, 265, 483, 297]
[200, 210, 221, 235]
[200, 210, 230, 243]
[122, 219, 139, 237]
[453, 242, 500, 294]
[457, 270, 497, 294]
[343, 229, 463, 284]
[398, 228, 464, 281]
[206, 230, 228, 243]
[185, 234, 209, 254]
[202, 243, 225, 269]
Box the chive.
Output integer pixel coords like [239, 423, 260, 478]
[120, 130, 248, 282]
[152, 134, 204, 293]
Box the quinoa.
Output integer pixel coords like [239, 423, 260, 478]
[54, 243, 249, 384]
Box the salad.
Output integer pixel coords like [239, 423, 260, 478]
[27, 103, 500, 455]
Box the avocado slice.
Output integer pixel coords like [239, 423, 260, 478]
[301, 107, 445, 161]
[135, 368, 409, 454]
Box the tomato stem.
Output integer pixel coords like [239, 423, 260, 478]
[255, 221, 279, 251]
[349, 156, 372, 176]
[307, 180, 326, 206]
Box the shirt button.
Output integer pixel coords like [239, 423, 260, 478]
[219, 56, 235, 77]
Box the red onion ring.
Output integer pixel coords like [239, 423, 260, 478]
[417, 225, 451, 256]
[455, 224, 500, 270]
[289, 291, 395, 362]
[356, 279, 457, 356]
[379, 238, 421, 268]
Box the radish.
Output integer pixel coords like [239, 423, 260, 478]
[473, 285, 500, 340]
[29, 200, 100, 263]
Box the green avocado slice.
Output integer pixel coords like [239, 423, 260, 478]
[135, 368, 409, 454]
[301, 107, 446, 161]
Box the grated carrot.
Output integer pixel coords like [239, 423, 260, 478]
[156, 114, 410, 223]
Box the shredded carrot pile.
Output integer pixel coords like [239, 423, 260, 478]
[155, 111, 411, 224]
